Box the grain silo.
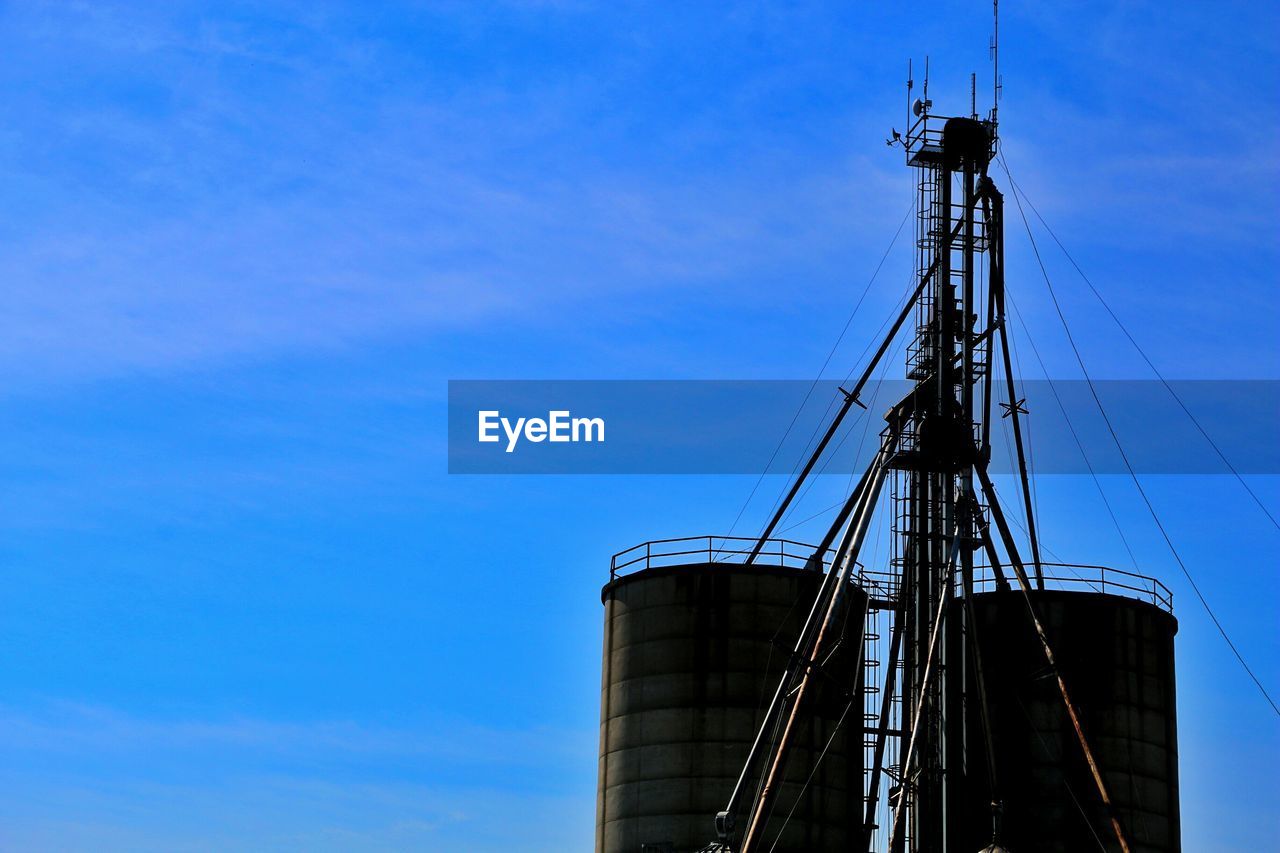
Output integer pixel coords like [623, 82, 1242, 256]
[945, 582, 1181, 852]
[596, 538, 868, 852]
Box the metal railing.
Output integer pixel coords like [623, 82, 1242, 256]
[959, 562, 1174, 614]
[903, 111, 998, 161]
[608, 536, 901, 603]
[609, 536, 832, 582]
[609, 538, 1172, 614]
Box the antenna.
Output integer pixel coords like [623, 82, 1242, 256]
[990, 0, 1001, 123]
[907, 58, 914, 129]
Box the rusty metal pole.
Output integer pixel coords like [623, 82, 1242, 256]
[975, 464, 1131, 853]
[986, 182, 1044, 589]
[738, 453, 891, 853]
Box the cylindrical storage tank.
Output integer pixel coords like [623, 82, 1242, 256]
[597, 559, 867, 853]
[945, 589, 1180, 852]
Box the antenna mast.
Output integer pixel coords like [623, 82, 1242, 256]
[991, 0, 1001, 124]
[701, 10, 1145, 851]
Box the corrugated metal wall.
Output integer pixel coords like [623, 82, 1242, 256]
[946, 590, 1181, 852]
[597, 563, 866, 853]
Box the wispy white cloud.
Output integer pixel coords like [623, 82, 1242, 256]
[0, 0, 1271, 388]
[0, 774, 590, 852]
[0, 700, 591, 769]
[0, 1, 910, 386]
[0, 701, 596, 851]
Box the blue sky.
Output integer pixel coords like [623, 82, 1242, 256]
[0, 1, 1276, 850]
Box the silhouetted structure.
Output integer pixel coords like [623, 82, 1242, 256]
[945, 589, 1181, 852]
[596, 37, 1182, 853]
[597, 542, 865, 852]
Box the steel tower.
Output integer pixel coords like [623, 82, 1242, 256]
[701, 76, 1146, 851]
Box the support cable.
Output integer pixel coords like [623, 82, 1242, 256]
[1010, 691, 1110, 853]
[766, 595, 873, 853]
[1003, 289, 1142, 571]
[779, 332, 909, 531]
[738, 450, 893, 852]
[999, 157, 1279, 532]
[718, 201, 916, 552]
[763, 288, 913, 535]
[719, 439, 894, 848]
[999, 158, 1280, 718]
[743, 207, 980, 566]
[778, 276, 918, 519]
[765, 696, 858, 853]
[975, 465, 1133, 853]
[748, 294, 905, 554]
